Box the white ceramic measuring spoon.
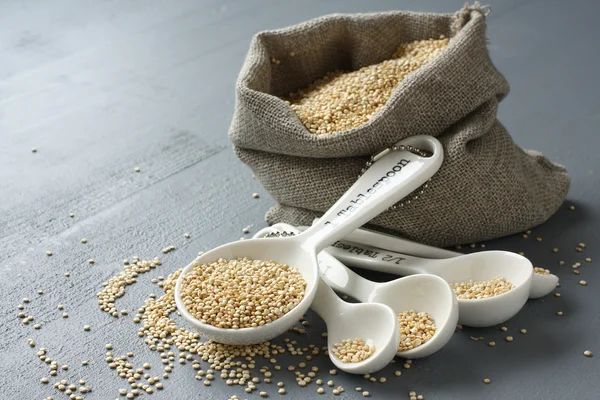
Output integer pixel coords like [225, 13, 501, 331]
[174, 135, 443, 345]
[311, 276, 400, 374]
[330, 226, 559, 299]
[325, 241, 533, 327]
[254, 224, 458, 359]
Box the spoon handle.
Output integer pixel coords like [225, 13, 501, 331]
[310, 276, 346, 323]
[326, 240, 431, 276]
[268, 223, 379, 303]
[297, 136, 443, 254]
[333, 227, 461, 259]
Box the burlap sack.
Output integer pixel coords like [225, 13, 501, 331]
[228, 4, 570, 247]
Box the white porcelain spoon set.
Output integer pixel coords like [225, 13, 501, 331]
[174, 135, 559, 374]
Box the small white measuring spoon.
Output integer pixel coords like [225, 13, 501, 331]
[174, 135, 443, 345]
[310, 276, 400, 374]
[325, 240, 533, 327]
[333, 226, 559, 299]
[255, 224, 458, 359]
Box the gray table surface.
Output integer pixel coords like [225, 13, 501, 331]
[1, 0, 599, 399]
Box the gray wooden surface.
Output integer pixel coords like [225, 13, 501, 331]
[1, 0, 599, 399]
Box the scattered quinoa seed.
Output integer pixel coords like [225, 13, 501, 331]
[252, 193, 260, 199]
[500, 327, 508, 332]
[557, 311, 564, 316]
[162, 246, 176, 254]
[584, 350, 592, 357]
[46, 251, 52, 256]
[483, 378, 491, 384]
[580, 280, 587, 286]
[505, 336, 513, 342]
[488, 342, 495, 347]
[520, 329, 527, 334]
[134, 167, 141, 172]
[81, 238, 87, 244]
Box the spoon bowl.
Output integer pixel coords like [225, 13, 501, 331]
[313, 277, 400, 374]
[529, 273, 559, 299]
[175, 237, 319, 345]
[428, 251, 532, 327]
[367, 274, 458, 358]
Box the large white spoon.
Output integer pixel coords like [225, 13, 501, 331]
[174, 135, 443, 345]
[255, 224, 458, 359]
[333, 226, 559, 299]
[325, 240, 533, 327]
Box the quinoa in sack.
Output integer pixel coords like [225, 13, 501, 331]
[228, 4, 570, 247]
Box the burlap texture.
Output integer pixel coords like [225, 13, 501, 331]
[228, 4, 570, 247]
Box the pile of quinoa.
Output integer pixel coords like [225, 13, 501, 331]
[450, 277, 514, 300]
[286, 36, 450, 135]
[179, 257, 306, 329]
